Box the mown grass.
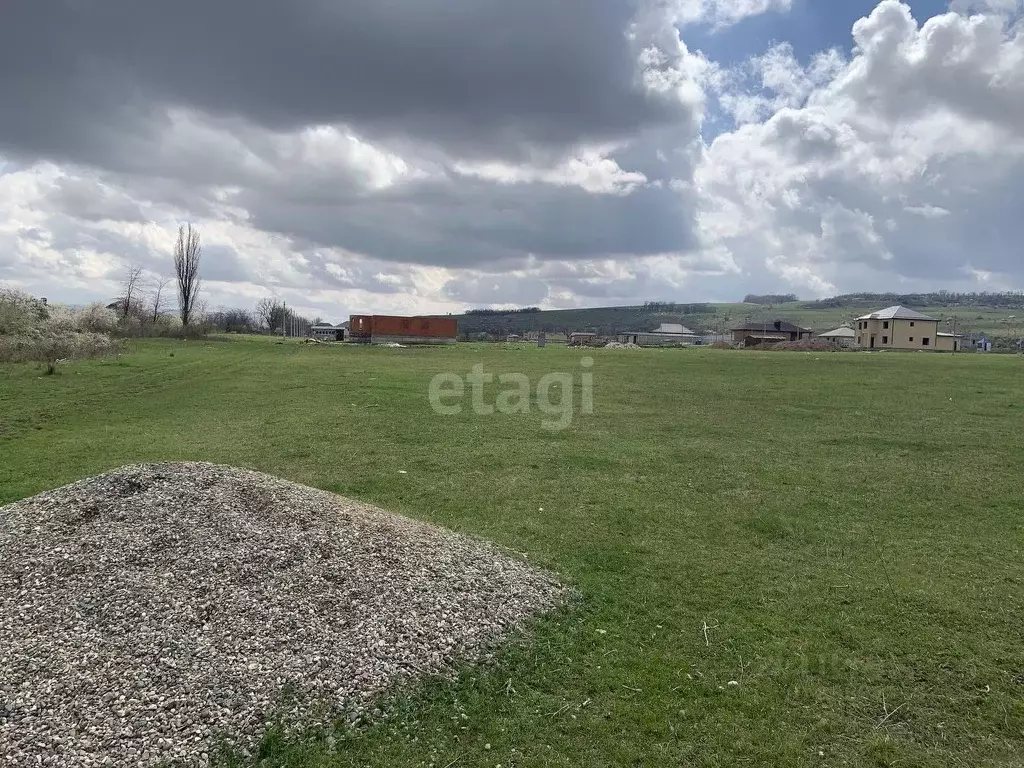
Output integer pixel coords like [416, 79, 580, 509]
[2, 337, 1023, 767]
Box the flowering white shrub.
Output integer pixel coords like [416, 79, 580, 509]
[0, 288, 121, 371]
[72, 303, 119, 334]
[0, 332, 119, 372]
[0, 288, 48, 336]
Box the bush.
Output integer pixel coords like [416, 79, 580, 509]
[25, 301, 119, 336]
[75, 304, 119, 334]
[0, 332, 119, 372]
[0, 289, 121, 372]
[0, 289, 49, 335]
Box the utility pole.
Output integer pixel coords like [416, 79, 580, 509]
[282, 301, 287, 339]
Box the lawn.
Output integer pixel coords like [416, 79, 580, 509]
[1, 337, 1022, 767]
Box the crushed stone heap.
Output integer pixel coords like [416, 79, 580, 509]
[0, 463, 567, 767]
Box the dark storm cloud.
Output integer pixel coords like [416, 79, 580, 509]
[48, 177, 148, 224]
[0, 0, 715, 290]
[285, 251, 413, 295]
[234, 173, 699, 269]
[441, 274, 551, 305]
[0, 0, 681, 165]
[199, 245, 260, 285]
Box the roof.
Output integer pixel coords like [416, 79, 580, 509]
[936, 332, 964, 337]
[652, 323, 696, 335]
[570, 331, 597, 336]
[731, 320, 811, 333]
[856, 306, 937, 321]
[622, 328, 697, 337]
[819, 326, 857, 338]
[311, 322, 337, 329]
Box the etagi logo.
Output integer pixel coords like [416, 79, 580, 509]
[428, 358, 594, 431]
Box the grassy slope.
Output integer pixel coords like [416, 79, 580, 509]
[2, 337, 1023, 767]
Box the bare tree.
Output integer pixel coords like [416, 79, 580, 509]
[119, 265, 144, 319]
[192, 299, 210, 332]
[208, 307, 256, 333]
[173, 224, 202, 327]
[150, 276, 171, 325]
[255, 297, 287, 332]
[255, 298, 275, 330]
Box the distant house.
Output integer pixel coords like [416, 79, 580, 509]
[311, 323, 346, 341]
[854, 306, 961, 351]
[730, 320, 812, 347]
[569, 332, 598, 347]
[616, 322, 699, 346]
[974, 336, 993, 352]
[818, 325, 858, 348]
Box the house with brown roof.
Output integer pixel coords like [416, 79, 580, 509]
[730, 320, 812, 347]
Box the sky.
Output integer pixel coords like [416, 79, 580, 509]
[1, 0, 1023, 320]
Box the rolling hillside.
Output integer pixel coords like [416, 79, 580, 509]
[445, 294, 1024, 346]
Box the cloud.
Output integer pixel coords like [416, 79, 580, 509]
[453, 149, 650, 196]
[0, 0, 701, 165]
[698, 0, 1024, 296]
[1, 1, 1023, 318]
[1, 0, 743, 317]
[904, 204, 951, 219]
[666, 0, 793, 28]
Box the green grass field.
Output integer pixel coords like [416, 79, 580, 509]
[2, 338, 1023, 767]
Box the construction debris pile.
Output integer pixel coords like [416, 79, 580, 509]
[766, 339, 835, 352]
[0, 463, 568, 767]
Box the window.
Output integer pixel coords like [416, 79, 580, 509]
[883, 321, 889, 329]
[910, 321, 915, 327]
[882, 336, 889, 344]
[909, 337, 914, 342]
[922, 337, 930, 346]
[857, 336, 861, 344]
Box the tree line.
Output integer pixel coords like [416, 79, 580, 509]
[742, 294, 799, 305]
[465, 307, 543, 316]
[802, 291, 1024, 309]
[643, 301, 716, 314]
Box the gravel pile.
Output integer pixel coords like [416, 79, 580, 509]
[0, 463, 567, 767]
